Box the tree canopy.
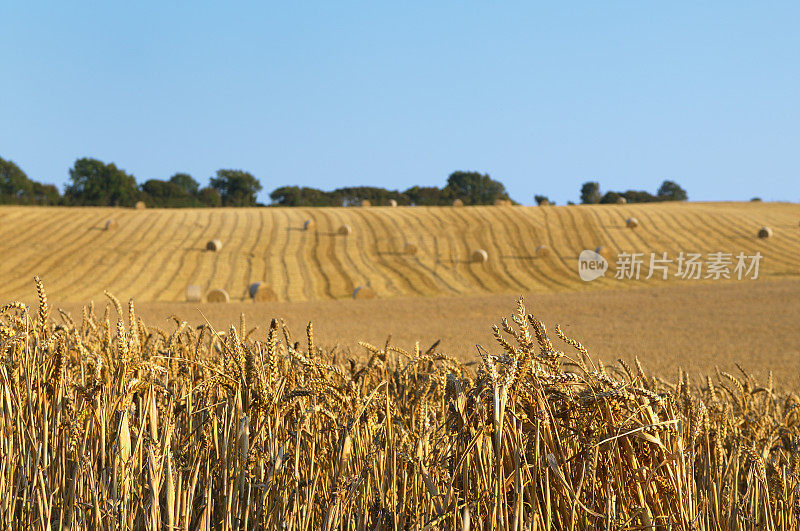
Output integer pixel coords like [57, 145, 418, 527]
[657, 180, 688, 201]
[0, 157, 35, 203]
[65, 158, 140, 206]
[210, 170, 262, 206]
[580, 182, 601, 204]
[442, 171, 510, 205]
[587, 180, 689, 204]
[169, 173, 200, 196]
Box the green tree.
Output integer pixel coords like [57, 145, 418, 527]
[622, 190, 658, 203]
[31, 182, 61, 205]
[169, 173, 200, 196]
[197, 187, 222, 207]
[0, 157, 34, 203]
[404, 186, 446, 206]
[534, 195, 551, 206]
[210, 169, 262, 206]
[65, 158, 140, 206]
[580, 182, 601, 204]
[657, 180, 688, 201]
[270, 186, 344, 207]
[599, 191, 624, 204]
[141, 179, 198, 207]
[442, 171, 510, 205]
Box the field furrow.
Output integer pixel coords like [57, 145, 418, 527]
[2, 202, 798, 303]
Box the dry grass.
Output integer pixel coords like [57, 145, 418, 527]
[1, 202, 798, 302]
[1, 279, 799, 529]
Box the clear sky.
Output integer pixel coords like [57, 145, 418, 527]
[2, 2, 798, 204]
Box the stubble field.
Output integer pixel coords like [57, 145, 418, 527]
[1, 201, 798, 303]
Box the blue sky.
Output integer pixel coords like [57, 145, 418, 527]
[2, 2, 798, 204]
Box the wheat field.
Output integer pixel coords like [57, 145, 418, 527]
[1, 202, 798, 303]
[2, 283, 799, 529]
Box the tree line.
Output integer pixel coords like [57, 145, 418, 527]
[1, 154, 687, 208]
[0, 156, 513, 207]
[577, 180, 687, 204]
[0, 156, 263, 207]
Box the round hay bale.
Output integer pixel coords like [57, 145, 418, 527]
[535, 245, 550, 257]
[134, 201, 146, 210]
[758, 226, 773, 239]
[494, 199, 512, 207]
[626, 217, 639, 228]
[471, 249, 488, 264]
[104, 219, 119, 231]
[353, 286, 376, 299]
[616, 196, 627, 204]
[388, 199, 398, 207]
[338, 224, 352, 236]
[595, 246, 614, 261]
[206, 288, 229, 303]
[185, 285, 202, 302]
[303, 219, 315, 231]
[360, 199, 371, 207]
[249, 282, 277, 302]
[206, 239, 223, 252]
[452, 199, 464, 207]
[403, 243, 418, 255]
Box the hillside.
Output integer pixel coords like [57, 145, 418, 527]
[2, 201, 798, 303]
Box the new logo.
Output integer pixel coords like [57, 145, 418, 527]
[578, 250, 607, 281]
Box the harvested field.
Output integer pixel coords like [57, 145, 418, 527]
[2, 201, 798, 303]
[57, 278, 800, 387]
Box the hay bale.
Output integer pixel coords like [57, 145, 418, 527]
[134, 201, 146, 210]
[758, 226, 773, 239]
[206, 288, 229, 303]
[361, 199, 371, 207]
[452, 199, 464, 207]
[494, 199, 512, 207]
[338, 224, 352, 236]
[353, 286, 376, 299]
[626, 217, 639, 228]
[616, 197, 627, 204]
[185, 285, 202, 302]
[388, 199, 398, 207]
[595, 246, 613, 261]
[249, 282, 277, 302]
[206, 239, 223, 251]
[535, 245, 550, 257]
[303, 219, 315, 231]
[104, 219, 119, 231]
[403, 243, 418, 255]
[471, 249, 488, 263]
